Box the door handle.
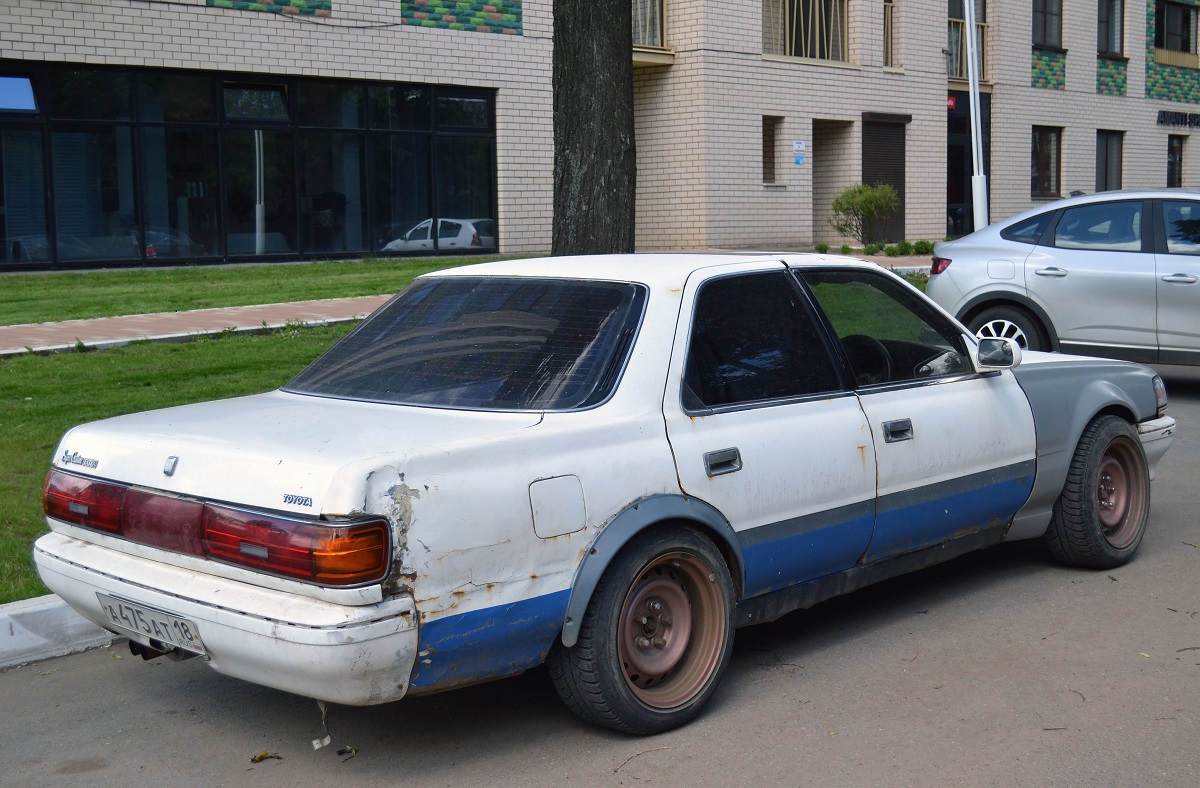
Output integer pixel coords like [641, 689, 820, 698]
[1161, 273, 1198, 284]
[1034, 267, 1068, 278]
[883, 418, 914, 443]
[704, 447, 742, 477]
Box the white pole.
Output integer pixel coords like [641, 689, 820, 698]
[254, 129, 265, 256]
[963, 1, 988, 231]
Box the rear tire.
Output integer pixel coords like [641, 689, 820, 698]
[968, 305, 1049, 351]
[547, 526, 735, 735]
[1045, 415, 1150, 569]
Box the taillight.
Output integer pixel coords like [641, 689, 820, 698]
[930, 255, 951, 275]
[470, 231, 481, 247]
[43, 469, 389, 586]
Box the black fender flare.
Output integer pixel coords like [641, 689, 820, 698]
[957, 293, 1060, 351]
[560, 494, 744, 648]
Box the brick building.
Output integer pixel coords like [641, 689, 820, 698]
[1, 1, 1200, 268]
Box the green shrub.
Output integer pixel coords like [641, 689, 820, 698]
[828, 183, 900, 246]
[864, 243, 881, 255]
[913, 240, 935, 255]
[896, 240, 914, 256]
[839, 244, 852, 255]
[885, 245, 900, 257]
[815, 242, 829, 253]
[900, 270, 929, 290]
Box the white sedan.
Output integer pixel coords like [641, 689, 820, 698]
[34, 254, 1175, 734]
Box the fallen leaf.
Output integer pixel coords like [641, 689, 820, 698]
[250, 751, 282, 763]
[1139, 652, 1151, 658]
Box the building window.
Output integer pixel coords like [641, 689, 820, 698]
[0, 75, 36, 112]
[1096, 130, 1124, 191]
[1098, 0, 1124, 55]
[1168, 134, 1185, 187]
[1156, 2, 1196, 53]
[763, 116, 782, 184]
[1033, 0, 1063, 49]
[884, 1, 896, 68]
[1032, 126, 1062, 197]
[763, 0, 849, 61]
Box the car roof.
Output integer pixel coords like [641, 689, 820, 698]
[423, 253, 883, 290]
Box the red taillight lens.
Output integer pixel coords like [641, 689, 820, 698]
[43, 469, 389, 586]
[930, 255, 951, 275]
[471, 231, 481, 246]
[44, 470, 127, 532]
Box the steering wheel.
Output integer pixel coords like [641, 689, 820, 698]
[842, 334, 892, 385]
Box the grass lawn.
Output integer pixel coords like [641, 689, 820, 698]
[0, 323, 355, 604]
[0, 255, 493, 326]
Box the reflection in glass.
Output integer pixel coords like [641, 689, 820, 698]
[140, 74, 215, 123]
[435, 136, 494, 229]
[301, 132, 364, 253]
[1164, 200, 1200, 253]
[370, 134, 430, 251]
[1, 128, 48, 263]
[369, 86, 431, 130]
[223, 86, 289, 122]
[296, 83, 364, 129]
[437, 95, 490, 128]
[223, 129, 296, 255]
[140, 127, 218, 258]
[48, 70, 132, 120]
[52, 124, 139, 259]
[0, 77, 37, 112]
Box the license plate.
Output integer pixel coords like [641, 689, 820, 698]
[96, 593, 206, 656]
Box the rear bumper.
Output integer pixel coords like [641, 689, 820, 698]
[1137, 415, 1176, 480]
[33, 531, 417, 705]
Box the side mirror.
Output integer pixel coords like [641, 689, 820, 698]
[975, 337, 1022, 370]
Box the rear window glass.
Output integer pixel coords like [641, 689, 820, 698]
[285, 277, 645, 410]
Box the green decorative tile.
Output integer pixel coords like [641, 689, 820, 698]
[1032, 49, 1066, 90]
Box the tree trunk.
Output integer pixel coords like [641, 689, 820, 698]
[552, 0, 636, 255]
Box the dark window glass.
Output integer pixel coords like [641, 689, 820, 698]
[222, 129, 296, 255]
[437, 95, 490, 128]
[1000, 213, 1053, 244]
[435, 136, 493, 224]
[286, 277, 646, 410]
[296, 83, 364, 129]
[1053, 201, 1142, 251]
[51, 124, 140, 259]
[1156, 1, 1195, 52]
[223, 86, 289, 122]
[47, 69, 132, 120]
[1168, 134, 1185, 187]
[300, 131, 364, 253]
[370, 134, 431, 252]
[368, 85, 430, 130]
[0, 76, 37, 112]
[1098, 0, 1124, 54]
[1162, 199, 1200, 253]
[1033, 0, 1063, 48]
[139, 74, 215, 122]
[1032, 126, 1061, 197]
[1096, 130, 1124, 191]
[799, 268, 968, 386]
[1, 127, 49, 263]
[139, 126, 218, 258]
[684, 272, 840, 408]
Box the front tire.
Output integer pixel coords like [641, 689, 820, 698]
[547, 526, 735, 735]
[1045, 415, 1150, 569]
[968, 305, 1049, 351]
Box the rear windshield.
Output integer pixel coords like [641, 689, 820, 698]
[285, 276, 646, 410]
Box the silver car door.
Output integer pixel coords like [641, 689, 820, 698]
[1026, 199, 1157, 359]
[1156, 199, 1200, 364]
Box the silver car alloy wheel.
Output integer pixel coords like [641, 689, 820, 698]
[976, 318, 1029, 349]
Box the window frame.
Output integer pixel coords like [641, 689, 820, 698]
[1033, 0, 1064, 50]
[1156, 1, 1196, 53]
[1098, 0, 1125, 56]
[1031, 126, 1063, 199]
[1168, 134, 1185, 188]
[1096, 130, 1124, 192]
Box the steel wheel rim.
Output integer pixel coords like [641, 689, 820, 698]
[977, 319, 1029, 348]
[1096, 437, 1146, 549]
[617, 551, 726, 710]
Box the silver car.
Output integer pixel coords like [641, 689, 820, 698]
[926, 190, 1200, 365]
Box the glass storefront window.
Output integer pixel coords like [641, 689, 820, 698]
[140, 127, 219, 259]
[0, 76, 37, 112]
[297, 83, 364, 129]
[301, 132, 365, 253]
[370, 133, 431, 252]
[1, 127, 48, 263]
[435, 136, 494, 224]
[437, 95, 490, 128]
[140, 74, 216, 123]
[222, 129, 296, 256]
[223, 86, 290, 122]
[51, 124, 139, 260]
[369, 86, 431, 131]
[48, 70, 133, 121]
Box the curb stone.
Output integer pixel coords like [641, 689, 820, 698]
[0, 594, 117, 671]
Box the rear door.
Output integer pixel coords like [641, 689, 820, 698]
[662, 264, 877, 598]
[1026, 199, 1157, 359]
[1154, 199, 1200, 364]
[796, 267, 1036, 561]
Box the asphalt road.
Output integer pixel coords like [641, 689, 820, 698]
[2, 367, 1198, 787]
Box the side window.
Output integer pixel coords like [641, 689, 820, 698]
[683, 271, 841, 409]
[1162, 200, 1200, 254]
[1000, 212, 1053, 244]
[438, 220, 462, 240]
[408, 221, 431, 241]
[797, 269, 968, 387]
[1053, 201, 1142, 251]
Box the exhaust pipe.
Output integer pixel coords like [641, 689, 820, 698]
[128, 640, 198, 662]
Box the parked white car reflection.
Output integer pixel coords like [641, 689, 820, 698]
[381, 218, 495, 252]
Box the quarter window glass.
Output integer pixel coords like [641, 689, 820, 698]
[1162, 200, 1200, 254]
[1053, 201, 1142, 251]
[684, 272, 841, 409]
[798, 269, 968, 387]
[1000, 213, 1052, 244]
[0, 76, 37, 112]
